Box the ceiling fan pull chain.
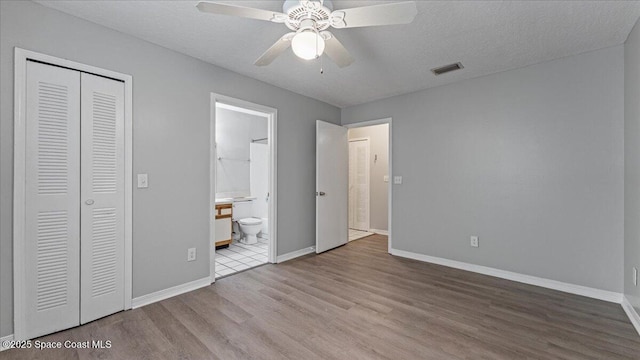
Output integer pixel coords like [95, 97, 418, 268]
[313, 26, 324, 74]
[314, 27, 320, 59]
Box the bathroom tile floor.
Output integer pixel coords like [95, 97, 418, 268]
[215, 237, 268, 278]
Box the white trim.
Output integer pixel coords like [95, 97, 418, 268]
[622, 296, 640, 336]
[390, 248, 623, 303]
[269, 107, 278, 266]
[277, 246, 316, 263]
[369, 228, 389, 235]
[131, 277, 211, 309]
[13, 48, 134, 340]
[1, 335, 15, 351]
[123, 66, 133, 310]
[343, 118, 392, 253]
[13, 48, 27, 341]
[216, 102, 269, 119]
[343, 118, 392, 129]
[209, 94, 216, 283]
[209, 93, 278, 283]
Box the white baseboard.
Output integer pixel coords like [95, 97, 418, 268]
[1, 334, 14, 351]
[369, 229, 389, 236]
[132, 277, 211, 309]
[622, 295, 640, 336]
[390, 248, 623, 304]
[277, 246, 315, 263]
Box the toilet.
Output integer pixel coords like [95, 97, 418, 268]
[233, 199, 262, 245]
[238, 218, 262, 244]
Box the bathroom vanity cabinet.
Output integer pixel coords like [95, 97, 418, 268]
[215, 203, 233, 248]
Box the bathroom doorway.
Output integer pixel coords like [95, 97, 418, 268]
[346, 121, 390, 243]
[209, 94, 277, 281]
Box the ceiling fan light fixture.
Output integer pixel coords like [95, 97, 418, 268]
[291, 30, 325, 60]
[197, 1, 418, 67]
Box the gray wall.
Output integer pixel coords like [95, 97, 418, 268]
[215, 107, 268, 197]
[348, 124, 389, 231]
[625, 18, 640, 312]
[342, 46, 624, 292]
[0, 0, 340, 337]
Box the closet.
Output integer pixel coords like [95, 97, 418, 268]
[20, 61, 125, 339]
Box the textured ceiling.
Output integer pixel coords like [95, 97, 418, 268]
[35, 0, 640, 108]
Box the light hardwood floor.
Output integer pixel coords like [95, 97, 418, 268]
[3, 235, 639, 359]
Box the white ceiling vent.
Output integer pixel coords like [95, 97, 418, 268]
[431, 62, 464, 75]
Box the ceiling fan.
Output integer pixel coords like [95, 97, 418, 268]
[196, 0, 418, 68]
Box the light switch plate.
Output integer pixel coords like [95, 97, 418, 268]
[383, 175, 389, 183]
[137, 174, 148, 188]
[393, 176, 403, 184]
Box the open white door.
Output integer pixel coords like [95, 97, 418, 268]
[316, 120, 348, 253]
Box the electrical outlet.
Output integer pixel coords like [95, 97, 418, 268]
[470, 236, 479, 248]
[634, 267, 638, 286]
[393, 176, 403, 184]
[187, 248, 196, 262]
[137, 174, 148, 188]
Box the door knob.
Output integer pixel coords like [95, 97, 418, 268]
[317, 191, 326, 196]
[85, 199, 94, 205]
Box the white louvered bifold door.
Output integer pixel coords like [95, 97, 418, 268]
[79, 73, 125, 324]
[23, 61, 81, 339]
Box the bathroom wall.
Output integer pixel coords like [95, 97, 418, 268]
[250, 143, 269, 220]
[348, 124, 389, 231]
[0, 0, 340, 338]
[624, 17, 640, 313]
[342, 46, 624, 293]
[215, 107, 268, 197]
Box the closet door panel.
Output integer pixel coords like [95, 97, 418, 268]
[80, 73, 125, 324]
[23, 61, 81, 339]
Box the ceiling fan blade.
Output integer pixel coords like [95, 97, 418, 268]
[322, 32, 354, 68]
[254, 33, 295, 66]
[196, 2, 286, 23]
[331, 1, 417, 29]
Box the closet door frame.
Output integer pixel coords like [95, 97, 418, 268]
[13, 48, 133, 340]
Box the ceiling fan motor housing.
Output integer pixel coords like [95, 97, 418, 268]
[282, 0, 335, 31]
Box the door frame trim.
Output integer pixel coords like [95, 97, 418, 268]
[343, 118, 392, 253]
[13, 48, 134, 340]
[209, 93, 278, 283]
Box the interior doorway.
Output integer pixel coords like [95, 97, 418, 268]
[347, 123, 389, 242]
[209, 94, 277, 282]
[315, 118, 392, 254]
